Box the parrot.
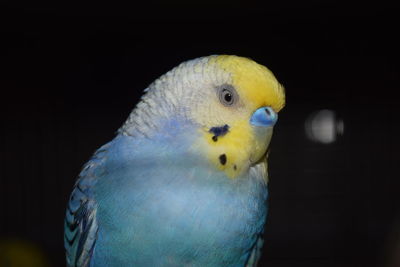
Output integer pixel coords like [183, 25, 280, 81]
[64, 55, 285, 267]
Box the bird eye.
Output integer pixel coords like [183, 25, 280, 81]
[218, 85, 237, 106]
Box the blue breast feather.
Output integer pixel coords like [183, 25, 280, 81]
[65, 118, 268, 267]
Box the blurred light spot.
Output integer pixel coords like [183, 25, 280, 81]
[382, 217, 400, 267]
[0, 238, 51, 267]
[305, 109, 344, 144]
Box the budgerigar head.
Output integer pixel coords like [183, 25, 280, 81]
[121, 55, 285, 178]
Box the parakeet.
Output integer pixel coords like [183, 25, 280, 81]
[64, 55, 285, 267]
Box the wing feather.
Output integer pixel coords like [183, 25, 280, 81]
[246, 157, 269, 266]
[245, 234, 265, 267]
[64, 144, 109, 267]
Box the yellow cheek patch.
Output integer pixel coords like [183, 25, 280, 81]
[210, 55, 285, 112]
[199, 120, 254, 178]
[191, 55, 285, 178]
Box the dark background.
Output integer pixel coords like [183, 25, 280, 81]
[1, 1, 400, 267]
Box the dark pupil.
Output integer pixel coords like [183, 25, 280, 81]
[224, 91, 232, 102]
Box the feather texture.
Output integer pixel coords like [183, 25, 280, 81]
[64, 143, 110, 267]
[64, 55, 284, 266]
[65, 119, 268, 266]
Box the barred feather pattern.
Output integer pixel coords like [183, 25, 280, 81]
[119, 56, 230, 138]
[64, 143, 110, 267]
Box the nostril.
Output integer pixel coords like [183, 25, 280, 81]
[250, 107, 277, 127]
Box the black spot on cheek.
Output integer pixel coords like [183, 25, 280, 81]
[210, 125, 229, 143]
[219, 154, 227, 165]
[233, 165, 237, 171]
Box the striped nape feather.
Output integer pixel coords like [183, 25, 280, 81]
[118, 56, 230, 138]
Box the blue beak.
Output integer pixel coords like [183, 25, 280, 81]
[250, 107, 278, 127]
